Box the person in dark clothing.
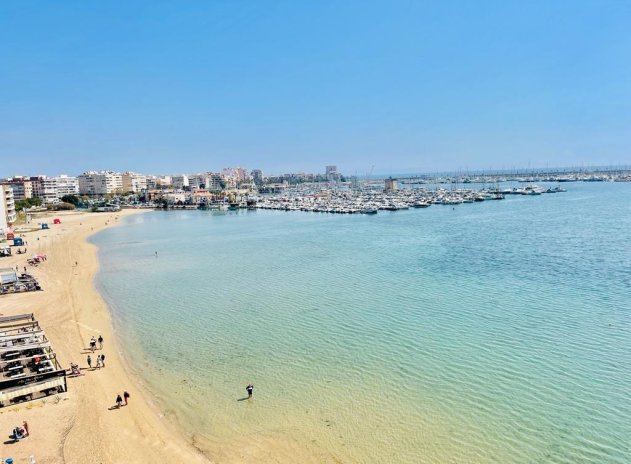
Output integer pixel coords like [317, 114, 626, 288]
[246, 384, 254, 399]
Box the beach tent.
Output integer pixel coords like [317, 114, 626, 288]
[13, 238, 23, 246]
[41, 223, 49, 230]
[53, 218, 61, 224]
[6, 232, 14, 240]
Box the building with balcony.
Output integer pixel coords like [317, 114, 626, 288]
[207, 173, 224, 191]
[78, 171, 123, 195]
[171, 175, 189, 190]
[1, 185, 16, 238]
[122, 172, 148, 193]
[1, 177, 33, 201]
[30, 176, 59, 203]
[53, 175, 79, 197]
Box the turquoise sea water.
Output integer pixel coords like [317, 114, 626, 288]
[93, 182, 631, 463]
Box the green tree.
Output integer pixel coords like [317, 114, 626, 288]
[15, 197, 43, 211]
[61, 194, 80, 206]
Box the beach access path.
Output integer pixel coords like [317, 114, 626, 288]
[0, 209, 211, 464]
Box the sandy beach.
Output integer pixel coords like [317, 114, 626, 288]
[0, 209, 211, 464]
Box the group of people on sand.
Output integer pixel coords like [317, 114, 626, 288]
[86, 353, 106, 369]
[83, 335, 131, 411]
[89, 335, 104, 352]
[86, 335, 106, 369]
[115, 391, 130, 408]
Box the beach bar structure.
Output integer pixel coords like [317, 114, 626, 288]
[0, 268, 42, 296]
[0, 313, 67, 406]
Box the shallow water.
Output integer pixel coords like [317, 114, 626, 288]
[94, 182, 631, 463]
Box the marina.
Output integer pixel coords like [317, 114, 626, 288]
[251, 184, 563, 214]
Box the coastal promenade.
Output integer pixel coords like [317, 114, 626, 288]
[0, 210, 210, 464]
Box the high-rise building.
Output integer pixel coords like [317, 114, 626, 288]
[53, 175, 79, 197]
[0, 185, 16, 238]
[207, 173, 224, 191]
[30, 176, 59, 203]
[1, 177, 33, 200]
[326, 165, 339, 181]
[171, 175, 189, 190]
[78, 171, 123, 195]
[251, 169, 263, 185]
[187, 174, 209, 190]
[122, 172, 148, 193]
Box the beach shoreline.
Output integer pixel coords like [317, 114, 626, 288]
[0, 209, 211, 464]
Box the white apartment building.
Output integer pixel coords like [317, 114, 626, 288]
[53, 175, 79, 197]
[78, 171, 123, 195]
[1, 185, 17, 238]
[122, 172, 148, 193]
[30, 176, 59, 203]
[188, 173, 209, 190]
[171, 175, 189, 190]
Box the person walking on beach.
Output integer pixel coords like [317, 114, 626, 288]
[87, 354, 92, 369]
[246, 384, 254, 399]
[100, 353, 106, 367]
[95, 355, 102, 369]
[90, 337, 96, 352]
[98, 335, 104, 349]
[116, 394, 123, 408]
[123, 391, 130, 405]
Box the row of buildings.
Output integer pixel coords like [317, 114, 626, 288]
[0, 166, 343, 237]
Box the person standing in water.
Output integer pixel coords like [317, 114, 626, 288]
[246, 383, 254, 399]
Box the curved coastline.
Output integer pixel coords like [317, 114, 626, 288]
[0, 209, 211, 464]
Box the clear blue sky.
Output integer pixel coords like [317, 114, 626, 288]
[1, 0, 630, 177]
